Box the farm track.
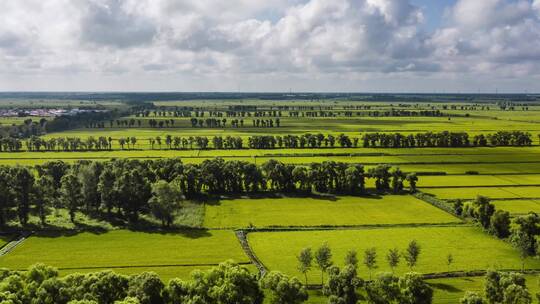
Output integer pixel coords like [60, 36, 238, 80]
[0, 232, 31, 257]
[235, 230, 267, 276]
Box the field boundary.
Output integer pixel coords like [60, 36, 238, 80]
[214, 222, 466, 231]
[8, 261, 253, 272]
[0, 232, 31, 257]
[413, 192, 460, 217]
[235, 230, 267, 276]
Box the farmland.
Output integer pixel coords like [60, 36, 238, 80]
[204, 195, 460, 228]
[248, 226, 540, 282]
[0, 230, 248, 281]
[1, 95, 540, 303]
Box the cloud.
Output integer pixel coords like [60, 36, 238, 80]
[0, 0, 539, 91]
[431, 0, 540, 77]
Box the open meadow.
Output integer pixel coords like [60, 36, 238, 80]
[204, 195, 460, 228]
[2, 97, 540, 303]
[248, 226, 540, 282]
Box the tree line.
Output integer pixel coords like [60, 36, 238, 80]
[0, 258, 436, 304]
[0, 159, 417, 227]
[2, 131, 534, 152]
[454, 196, 540, 269]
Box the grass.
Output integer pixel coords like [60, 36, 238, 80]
[492, 200, 540, 215]
[420, 175, 540, 188]
[0, 229, 250, 280]
[427, 275, 540, 304]
[422, 187, 540, 200]
[248, 226, 540, 282]
[204, 195, 461, 228]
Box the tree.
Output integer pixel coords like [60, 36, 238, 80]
[0, 167, 13, 226]
[11, 166, 35, 225]
[510, 213, 540, 270]
[386, 248, 401, 273]
[398, 272, 433, 304]
[260, 271, 308, 304]
[59, 173, 82, 223]
[344, 250, 358, 268]
[168, 261, 263, 304]
[472, 196, 496, 229]
[35, 176, 55, 225]
[297, 248, 313, 286]
[364, 247, 378, 279]
[406, 173, 418, 193]
[148, 180, 183, 227]
[98, 166, 116, 217]
[460, 292, 485, 304]
[315, 243, 333, 286]
[323, 265, 363, 304]
[485, 270, 531, 304]
[365, 273, 401, 304]
[489, 210, 511, 238]
[127, 272, 164, 304]
[404, 240, 421, 270]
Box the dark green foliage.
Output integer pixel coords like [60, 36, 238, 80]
[127, 272, 164, 304]
[484, 270, 531, 304]
[489, 210, 511, 238]
[323, 265, 363, 304]
[261, 271, 308, 304]
[460, 292, 485, 304]
[365, 272, 433, 304]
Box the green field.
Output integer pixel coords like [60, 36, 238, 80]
[492, 200, 540, 215]
[420, 174, 540, 188]
[423, 187, 540, 200]
[248, 226, 540, 282]
[204, 195, 460, 228]
[0, 230, 249, 280]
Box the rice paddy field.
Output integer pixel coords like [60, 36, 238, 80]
[0, 230, 249, 281]
[2, 98, 540, 303]
[203, 195, 460, 228]
[248, 226, 540, 282]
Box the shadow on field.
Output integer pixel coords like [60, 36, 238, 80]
[428, 282, 463, 293]
[32, 226, 212, 239]
[201, 192, 388, 207]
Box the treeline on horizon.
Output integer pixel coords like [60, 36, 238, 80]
[0, 131, 533, 152]
[0, 158, 417, 227]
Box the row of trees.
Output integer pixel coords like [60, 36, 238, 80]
[297, 241, 422, 286]
[189, 118, 281, 128]
[454, 196, 540, 269]
[0, 159, 417, 226]
[0, 259, 435, 304]
[7, 130, 534, 152]
[362, 131, 532, 148]
[294, 241, 432, 304]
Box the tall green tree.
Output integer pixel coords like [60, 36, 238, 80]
[11, 166, 35, 225]
[364, 247, 378, 279]
[404, 240, 421, 270]
[35, 176, 55, 225]
[59, 173, 83, 223]
[315, 243, 333, 286]
[297, 248, 313, 286]
[148, 180, 183, 227]
[386, 248, 401, 273]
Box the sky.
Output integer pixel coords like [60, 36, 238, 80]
[0, 0, 540, 93]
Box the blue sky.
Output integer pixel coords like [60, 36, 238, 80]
[411, 0, 456, 30]
[0, 0, 539, 92]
